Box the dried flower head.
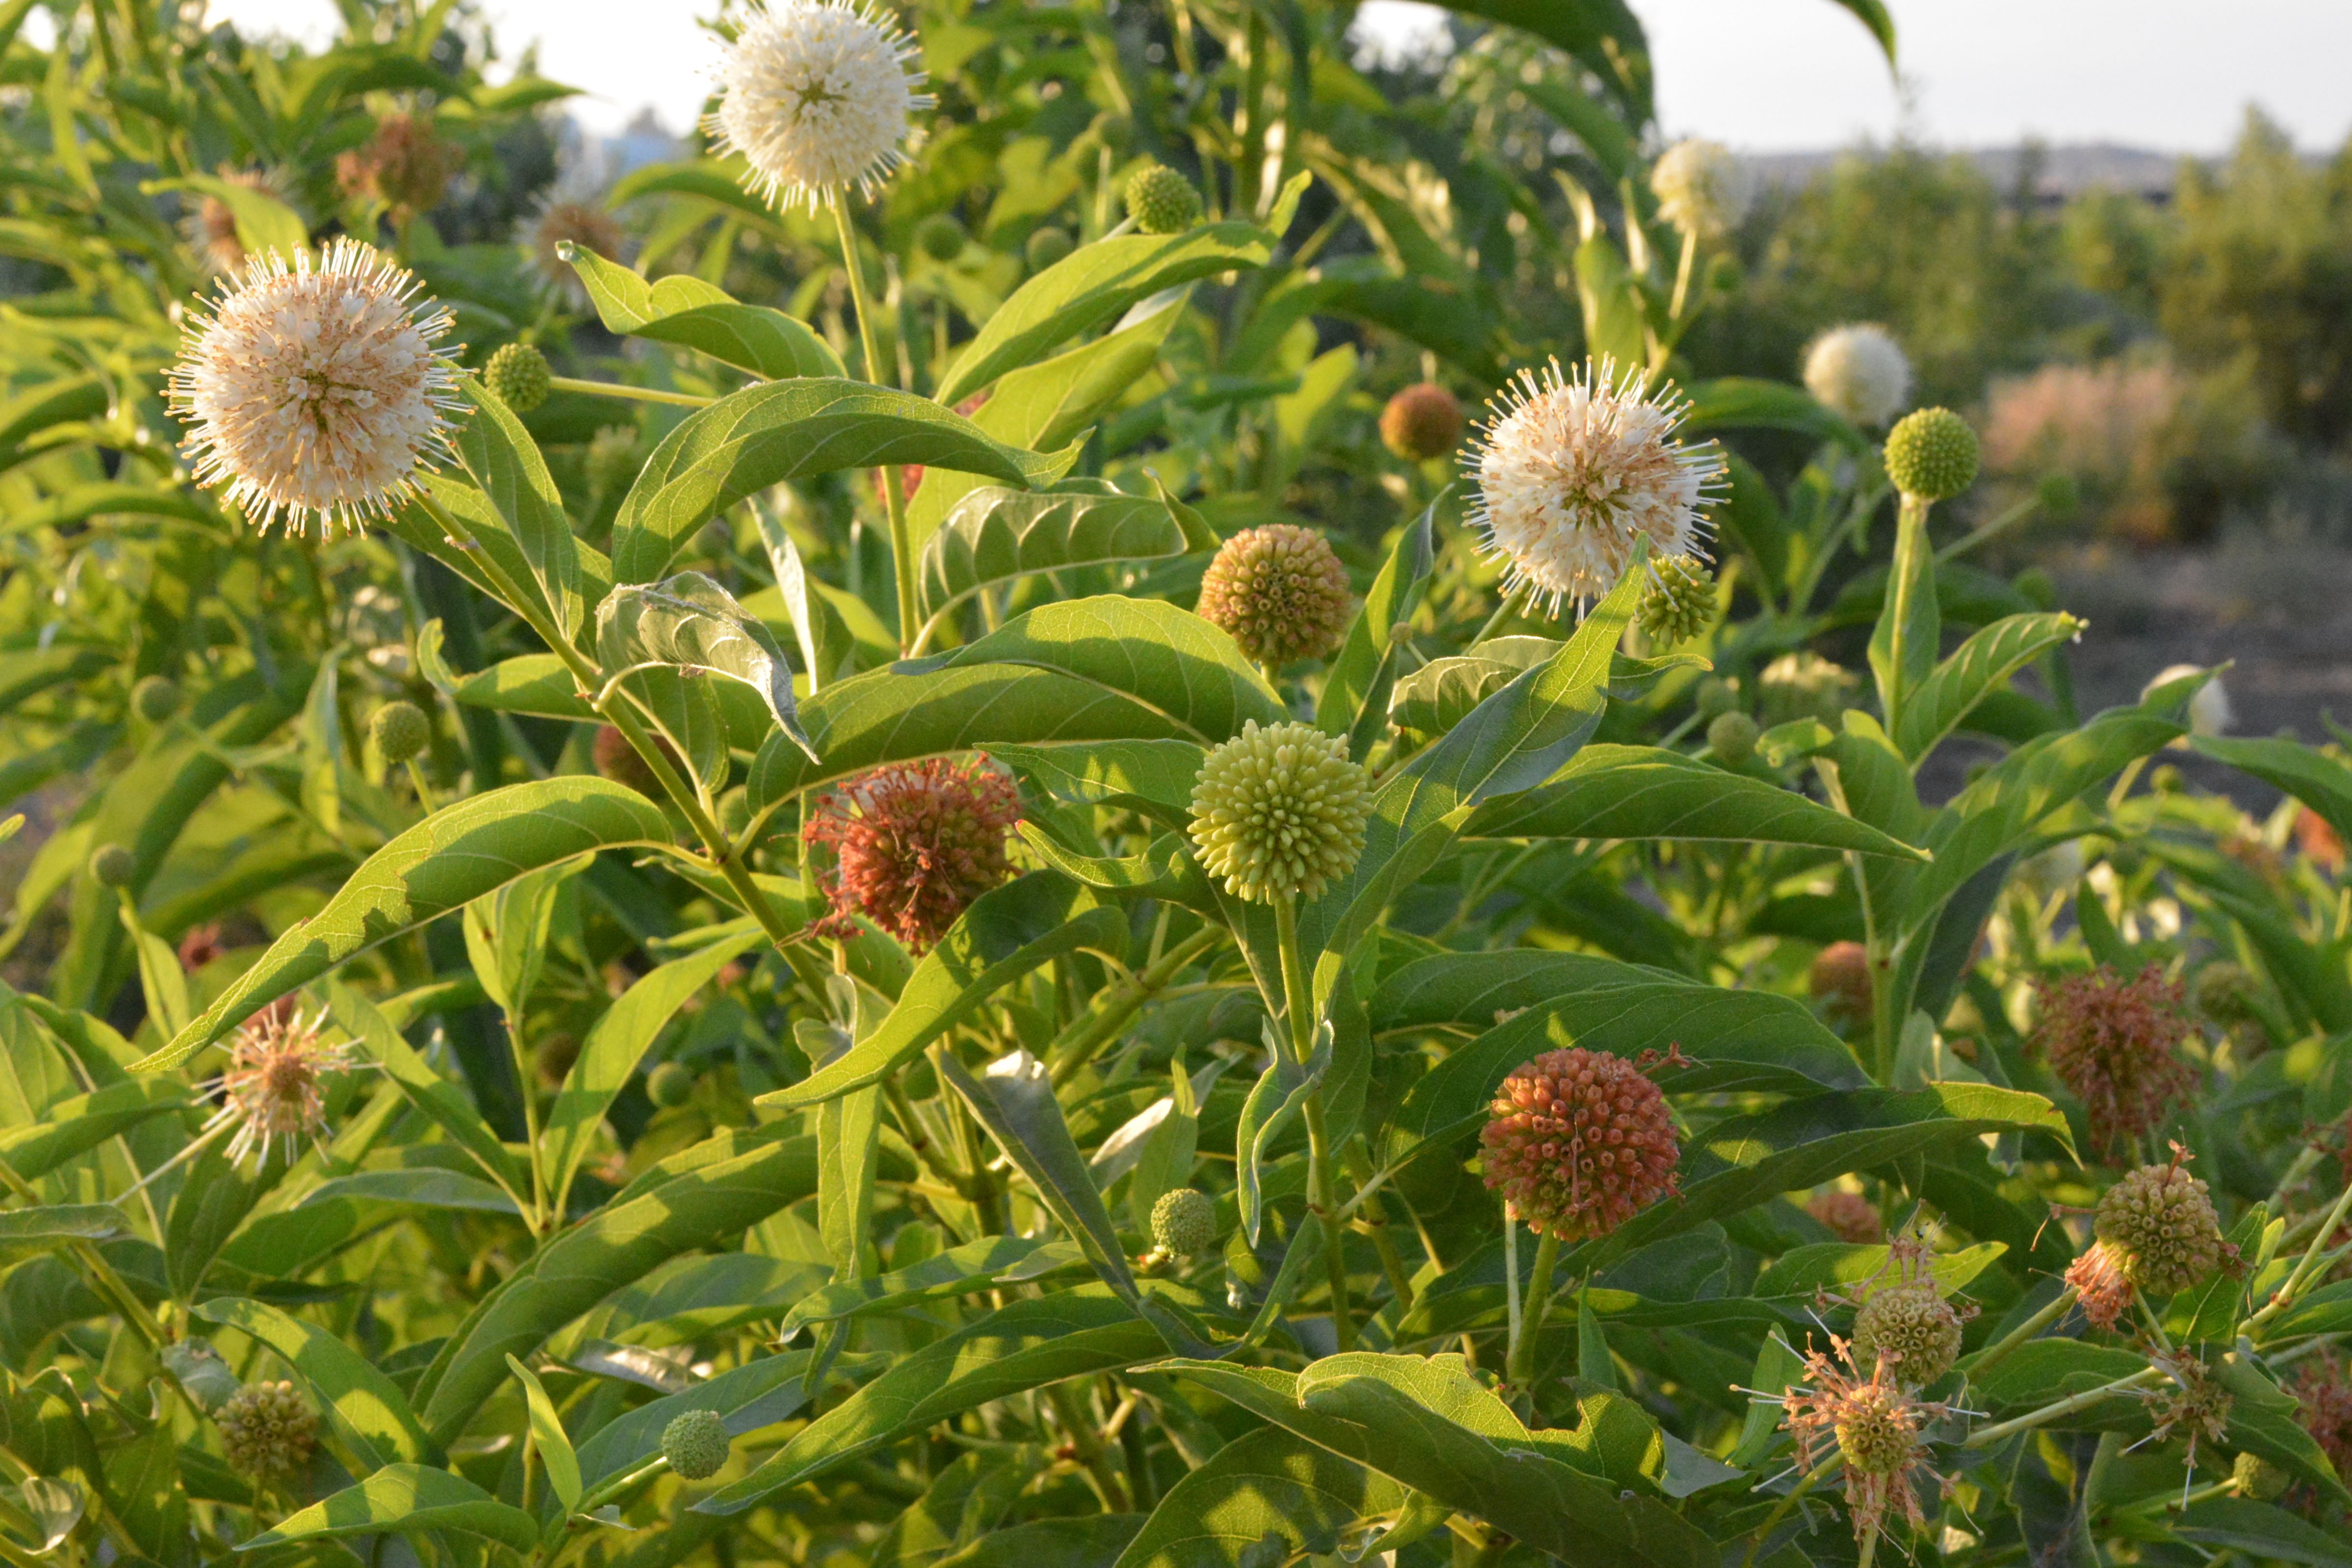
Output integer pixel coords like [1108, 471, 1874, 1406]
[202, 1007, 359, 1167]
[1811, 941, 1874, 1029]
[1187, 720, 1372, 904]
[2030, 963, 2198, 1157]
[1853, 1282, 1964, 1389]
[1197, 524, 1353, 667]
[2296, 807, 2346, 871]
[2064, 1238, 2135, 1331]
[804, 757, 1022, 951]
[2294, 1353, 2352, 1482]
[2094, 1153, 2235, 1299]
[1649, 139, 1754, 239]
[335, 113, 460, 222]
[525, 192, 626, 303]
[1809, 1190, 1885, 1244]
[178, 922, 228, 973]
[1465, 357, 1725, 616]
[2147, 1352, 2233, 1471]
[707, 0, 932, 214]
[218, 1380, 318, 1476]
[182, 168, 289, 277]
[1777, 1341, 1955, 1543]
[1480, 1046, 1681, 1242]
[1381, 382, 1465, 462]
[167, 238, 461, 536]
[1636, 553, 1717, 644]
[1803, 323, 1911, 429]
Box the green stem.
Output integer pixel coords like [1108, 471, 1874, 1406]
[1963, 1286, 2078, 1378]
[1275, 893, 1353, 1349]
[1047, 925, 1225, 1086]
[1666, 227, 1699, 328]
[830, 194, 920, 651]
[1506, 1232, 1560, 1390]
[1045, 1381, 1132, 1512]
[544, 375, 712, 410]
[1962, 1367, 2164, 1448]
[2249, 1175, 2352, 1337]
[1467, 580, 1532, 648]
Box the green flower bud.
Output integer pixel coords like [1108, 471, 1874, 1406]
[1833, 1382, 1917, 1477]
[647, 1060, 696, 1109]
[218, 1380, 317, 1476]
[1125, 164, 1201, 235]
[1025, 226, 1074, 271]
[1884, 408, 1980, 502]
[1638, 555, 1717, 645]
[1851, 1282, 1961, 1388]
[485, 343, 552, 414]
[662, 1408, 730, 1481]
[1707, 711, 1759, 766]
[916, 213, 967, 262]
[1151, 1187, 1218, 1260]
[1188, 721, 1372, 904]
[1197, 523, 1352, 667]
[2094, 1161, 2230, 1299]
[90, 844, 137, 887]
[132, 674, 181, 724]
[369, 700, 431, 765]
[2193, 961, 2258, 1026]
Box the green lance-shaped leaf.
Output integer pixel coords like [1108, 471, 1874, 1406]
[0, 645, 109, 720]
[1151, 1356, 1712, 1568]
[546, 928, 766, 1214]
[1869, 495, 1940, 737]
[574, 1349, 826, 1488]
[918, 485, 1215, 622]
[1236, 1037, 1327, 1248]
[1112, 1427, 1406, 1568]
[778, 1236, 1079, 1342]
[1461, 743, 1929, 858]
[1317, 498, 1437, 760]
[0, 1205, 126, 1263]
[194, 1297, 434, 1469]
[596, 572, 817, 760]
[506, 1355, 583, 1514]
[450, 370, 585, 641]
[0, 373, 108, 478]
[132, 777, 672, 1072]
[872, 1448, 1044, 1568]
[761, 873, 1126, 1110]
[993, 740, 1205, 827]
[756, 502, 858, 690]
[2192, 735, 2352, 848]
[1893, 612, 2085, 763]
[327, 980, 531, 1204]
[936, 1517, 1146, 1568]
[414, 1132, 819, 1443]
[237, 1464, 539, 1553]
[0, 483, 207, 537]
[0, 1078, 189, 1183]
[463, 853, 583, 1021]
[697, 1289, 1168, 1515]
[1682, 376, 1867, 449]
[933, 216, 1284, 409]
[611, 379, 1081, 587]
[566, 244, 845, 380]
[145, 173, 309, 257]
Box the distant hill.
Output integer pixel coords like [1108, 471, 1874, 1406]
[1743, 143, 2189, 205]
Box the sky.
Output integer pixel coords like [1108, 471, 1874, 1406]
[198, 0, 2352, 154]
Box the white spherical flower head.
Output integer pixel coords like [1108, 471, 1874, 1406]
[708, 0, 934, 213]
[167, 238, 460, 536]
[1650, 139, 1755, 240]
[1803, 323, 1911, 428]
[2145, 663, 2232, 737]
[1465, 357, 1727, 615]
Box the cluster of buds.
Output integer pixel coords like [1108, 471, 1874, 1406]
[2065, 1150, 2236, 1329]
[1196, 524, 1353, 668]
[217, 1380, 318, 1477]
[1479, 1046, 1683, 1243]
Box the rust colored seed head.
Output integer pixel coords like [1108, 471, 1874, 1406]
[2031, 963, 2198, 1157]
[1811, 941, 1873, 1027]
[2094, 1160, 2231, 1299]
[1479, 1047, 1680, 1242]
[1381, 382, 1465, 462]
[1808, 1190, 1885, 1244]
[336, 113, 460, 221]
[804, 757, 1021, 952]
[1197, 524, 1353, 667]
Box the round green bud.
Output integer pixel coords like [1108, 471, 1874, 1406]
[369, 700, 431, 765]
[218, 1380, 317, 1476]
[1188, 720, 1372, 904]
[1707, 711, 1759, 766]
[916, 213, 967, 262]
[132, 674, 181, 724]
[1693, 677, 1740, 718]
[586, 425, 640, 494]
[1025, 225, 1074, 271]
[1637, 555, 1717, 645]
[647, 1060, 697, 1109]
[485, 342, 552, 414]
[1833, 1382, 1917, 1477]
[90, 844, 137, 887]
[1151, 1187, 1219, 1260]
[1125, 164, 1201, 235]
[2150, 763, 2186, 794]
[1851, 1283, 1962, 1389]
[2234, 1450, 2288, 1500]
[2094, 1161, 2229, 1299]
[1884, 407, 1980, 501]
[661, 1408, 730, 1481]
[2193, 961, 2258, 1026]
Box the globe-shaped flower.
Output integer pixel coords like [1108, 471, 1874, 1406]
[1479, 1047, 1680, 1242]
[132, 674, 181, 724]
[1380, 382, 1464, 461]
[201, 1006, 360, 1168]
[1759, 650, 1859, 727]
[2144, 663, 2232, 738]
[1150, 1187, 1219, 1260]
[484, 343, 551, 414]
[1187, 721, 1371, 905]
[167, 238, 461, 536]
[2030, 963, 2197, 1157]
[335, 114, 460, 223]
[217, 1380, 317, 1476]
[2192, 961, 2258, 1025]
[662, 1408, 731, 1481]
[1852, 1282, 1962, 1388]
[804, 757, 1022, 952]
[90, 844, 137, 888]
[181, 167, 288, 278]
[2293, 1354, 2352, 1483]
[2063, 1237, 2134, 1331]
[1802, 323, 1911, 428]
[1807, 1189, 1883, 1244]
[1707, 710, 1759, 767]
[707, 0, 933, 214]
[916, 213, 967, 261]
[1811, 941, 1873, 1029]
[1636, 553, 1716, 644]
[1125, 164, 1202, 234]
[369, 700, 430, 765]
[1197, 524, 1352, 667]
[1464, 357, 1725, 616]
[2093, 1158, 2231, 1299]
[1779, 1344, 1953, 1544]
[1649, 139, 1755, 240]
[1884, 408, 1980, 501]
[1025, 225, 1074, 270]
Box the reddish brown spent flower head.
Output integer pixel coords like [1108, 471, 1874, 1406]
[528, 197, 626, 300]
[1381, 382, 1465, 462]
[2296, 807, 2347, 872]
[2295, 1352, 2352, 1482]
[205, 1007, 359, 1167]
[1808, 1190, 1885, 1244]
[593, 725, 685, 797]
[1779, 1340, 1954, 1543]
[1196, 524, 1353, 668]
[1811, 941, 1873, 1028]
[336, 114, 460, 222]
[178, 922, 228, 974]
[1479, 1046, 1680, 1242]
[2030, 963, 2198, 1157]
[804, 757, 1022, 953]
[2064, 1239, 2134, 1331]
